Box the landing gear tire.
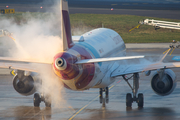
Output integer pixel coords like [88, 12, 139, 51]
[99, 87, 109, 104]
[99, 88, 103, 103]
[105, 95, 109, 103]
[45, 97, 51, 107]
[126, 93, 132, 107]
[105, 87, 108, 96]
[34, 93, 41, 107]
[105, 87, 109, 103]
[137, 93, 144, 108]
[45, 102, 51, 107]
[124, 73, 144, 108]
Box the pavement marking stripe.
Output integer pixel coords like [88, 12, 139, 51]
[68, 83, 120, 120]
[23, 108, 34, 117]
[109, 85, 114, 90]
[68, 96, 99, 120]
[117, 80, 121, 83]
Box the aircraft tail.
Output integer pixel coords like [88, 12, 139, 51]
[60, 0, 73, 51]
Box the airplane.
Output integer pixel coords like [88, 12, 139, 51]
[1, 0, 180, 108]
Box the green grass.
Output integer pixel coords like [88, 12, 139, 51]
[1, 12, 180, 43]
[70, 14, 180, 43]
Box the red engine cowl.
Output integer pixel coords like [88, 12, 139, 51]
[53, 52, 79, 80]
[53, 45, 96, 90]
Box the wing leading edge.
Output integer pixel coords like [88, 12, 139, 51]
[0, 57, 52, 73]
[1, 56, 180, 77]
[0, 62, 38, 72]
[0, 56, 144, 73]
[0, 57, 52, 64]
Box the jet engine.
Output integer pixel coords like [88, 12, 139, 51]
[13, 70, 37, 96]
[151, 69, 177, 96]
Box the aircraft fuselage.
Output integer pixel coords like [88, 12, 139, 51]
[53, 28, 126, 90]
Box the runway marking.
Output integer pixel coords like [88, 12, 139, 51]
[109, 85, 115, 90]
[122, 3, 129, 5]
[117, 80, 121, 83]
[22, 108, 35, 117]
[111, 4, 117, 6]
[28, 108, 44, 120]
[133, 3, 138, 5]
[68, 95, 99, 120]
[68, 84, 118, 120]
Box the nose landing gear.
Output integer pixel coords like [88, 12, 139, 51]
[99, 87, 109, 104]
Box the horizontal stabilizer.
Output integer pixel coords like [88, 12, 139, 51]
[75, 56, 144, 64]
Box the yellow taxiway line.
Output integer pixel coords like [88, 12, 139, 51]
[68, 84, 116, 120]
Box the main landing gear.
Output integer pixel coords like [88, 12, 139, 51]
[123, 73, 144, 108]
[99, 87, 109, 104]
[34, 93, 51, 107]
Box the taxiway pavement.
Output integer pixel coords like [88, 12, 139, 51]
[0, 48, 180, 120]
[0, 4, 180, 20]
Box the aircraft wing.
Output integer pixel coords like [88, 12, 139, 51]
[0, 56, 52, 73]
[111, 62, 180, 77]
[0, 57, 52, 64]
[0, 57, 52, 73]
[0, 62, 39, 72]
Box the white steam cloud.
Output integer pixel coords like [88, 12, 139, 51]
[0, 2, 95, 108]
[71, 21, 94, 36]
[0, 12, 62, 62]
[0, 11, 68, 108]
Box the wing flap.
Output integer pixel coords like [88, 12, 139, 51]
[111, 62, 180, 77]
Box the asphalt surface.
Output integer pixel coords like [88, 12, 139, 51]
[0, 1, 180, 119]
[1, 0, 180, 10]
[0, 48, 180, 119]
[0, 3, 180, 20]
[69, 8, 180, 20]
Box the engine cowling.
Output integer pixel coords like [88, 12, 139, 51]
[13, 71, 36, 96]
[151, 69, 177, 96]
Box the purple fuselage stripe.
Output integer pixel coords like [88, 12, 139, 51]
[71, 45, 95, 89]
[53, 45, 95, 90]
[62, 10, 73, 48]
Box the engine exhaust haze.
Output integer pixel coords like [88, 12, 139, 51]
[0, 9, 69, 107]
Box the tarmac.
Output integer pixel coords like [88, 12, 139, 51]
[0, 48, 180, 120]
[0, 4, 180, 20]
[126, 43, 170, 48]
[0, 2, 180, 119]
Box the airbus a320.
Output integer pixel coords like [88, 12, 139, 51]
[0, 0, 180, 108]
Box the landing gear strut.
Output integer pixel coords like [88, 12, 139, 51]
[33, 93, 51, 107]
[123, 73, 144, 108]
[99, 87, 109, 104]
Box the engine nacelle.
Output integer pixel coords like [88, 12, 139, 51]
[151, 69, 177, 96]
[13, 71, 37, 96]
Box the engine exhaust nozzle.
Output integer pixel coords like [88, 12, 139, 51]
[55, 57, 67, 70]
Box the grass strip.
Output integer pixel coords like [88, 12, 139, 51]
[0, 12, 180, 43]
